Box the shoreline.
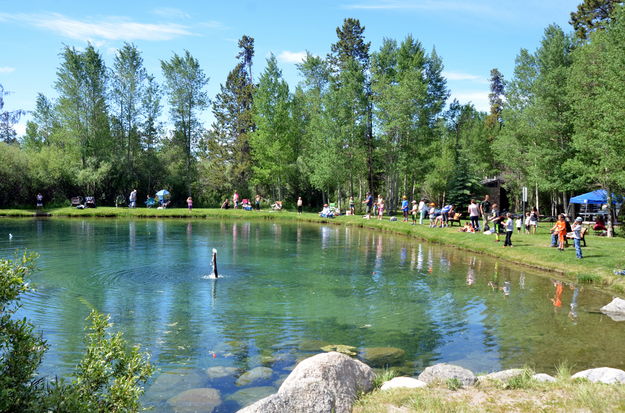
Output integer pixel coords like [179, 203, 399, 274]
[2, 207, 624, 296]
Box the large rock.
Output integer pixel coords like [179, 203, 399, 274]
[238, 351, 374, 413]
[418, 363, 477, 387]
[600, 298, 625, 321]
[167, 388, 221, 413]
[477, 369, 524, 384]
[572, 367, 625, 384]
[235, 367, 273, 386]
[361, 347, 406, 367]
[533, 373, 556, 383]
[227, 386, 276, 408]
[380, 377, 427, 390]
[205, 366, 239, 380]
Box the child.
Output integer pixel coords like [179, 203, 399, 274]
[503, 213, 514, 247]
[516, 215, 522, 233]
[429, 203, 436, 227]
[572, 217, 584, 259]
[410, 200, 418, 225]
[524, 212, 531, 234]
[186, 196, 193, 211]
[401, 196, 409, 222]
[378, 200, 385, 220]
[349, 196, 355, 216]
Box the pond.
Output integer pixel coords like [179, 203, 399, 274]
[1, 218, 624, 412]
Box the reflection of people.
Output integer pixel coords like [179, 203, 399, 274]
[551, 281, 563, 307]
[502, 280, 511, 297]
[569, 284, 580, 321]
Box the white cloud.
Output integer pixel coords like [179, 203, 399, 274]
[343, 0, 495, 15]
[151, 7, 190, 19]
[277, 51, 307, 64]
[0, 12, 195, 41]
[0, 67, 16, 74]
[450, 91, 490, 112]
[443, 71, 487, 83]
[14, 122, 27, 137]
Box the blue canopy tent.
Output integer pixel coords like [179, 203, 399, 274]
[569, 190, 621, 205]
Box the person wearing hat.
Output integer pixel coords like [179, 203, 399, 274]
[410, 200, 418, 225]
[401, 195, 409, 222]
[572, 217, 584, 259]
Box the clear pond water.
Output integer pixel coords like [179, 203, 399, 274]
[1, 218, 624, 412]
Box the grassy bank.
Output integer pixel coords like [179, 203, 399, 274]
[2, 207, 625, 294]
[356, 373, 625, 413]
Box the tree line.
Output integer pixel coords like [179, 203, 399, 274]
[1, 2, 624, 222]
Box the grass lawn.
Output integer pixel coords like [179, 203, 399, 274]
[355, 373, 625, 413]
[2, 207, 625, 295]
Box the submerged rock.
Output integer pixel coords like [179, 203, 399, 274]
[205, 366, 239, 380]
[380, 377, 427, 390]
[238, 351, 374, 413]
[361, 347, 406, 367]
[146, 370, 206, 401]
[236, 366, 274, 386]
[572, 367, 625, 384]
[167, 388, 221, 413]
[320, 344, 358, 356]
[227, 386, 275, 408]
[418, 363, 476, 387]
[298, 339, 330, 352]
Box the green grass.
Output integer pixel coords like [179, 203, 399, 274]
[2, 207, 625, 295]
[354, 379, 625, 413]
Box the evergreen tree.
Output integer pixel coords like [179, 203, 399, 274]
[486, 68, 505, 129]
[570, 0, 624, 39]
[0, 84, 26, 144]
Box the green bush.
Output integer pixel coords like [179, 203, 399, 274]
[0, 253, 153, 413]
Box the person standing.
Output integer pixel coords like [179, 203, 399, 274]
[129, 189, 137, 208]
[377, 199, 385, 220]
[468, 199, 480, 231]
[529, 207, 539, 234]
[349, 196, 355, 216]
[363, 192, 373, 219]
[401, 196, 409, 222]
[254, 194, 261, 210]
[297, 196, 303, 214]
[550, 214, 567, 251]
[233, 190, 239, 209]
[36, 193, 44, 209]
[410, 200, 418, 225]
[186, 196, 193, 211]
[503, 213, 514, 247]
[480, 194, 492, 231]
[417, 199, 427, 225]
[572, 217, 584, 259]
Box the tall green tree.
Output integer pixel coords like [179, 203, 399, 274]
[161, 50, 209, 196]
[250, 55, 297, 200]
[568, 4, 625, 236]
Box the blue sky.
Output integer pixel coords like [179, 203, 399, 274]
[1, 0, 579, 135]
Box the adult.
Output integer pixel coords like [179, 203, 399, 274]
[320, 204, 333, 218]
[401, 196, 409, 222]
[503, 213, 514, 247]
[129, 189, 137, 208]
[417, 199, 427, 225]
[297, 196, 303, 214]
[440, 204, 453, 227]
[480, 194, 492, 231]
[221, 198, 230, 209]
[363, 192, 373, 219]
[529, 207, 539, 234]
[36, 193, 43, 209]
[254, 194, 261, 211]
[232, 191, 240, 209]
[186, 196, 193, 211]
[349, 196, 355, 216]
[468, 199, 480, 231]
[593, 216, 607, 231]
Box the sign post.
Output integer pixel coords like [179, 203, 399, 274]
[522, 186, 528, 216]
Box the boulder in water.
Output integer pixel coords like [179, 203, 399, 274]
[320, 344, 358, 356]
[167, 388, 221, 413]
[205, 366, 239, 380]
[145, 370, 206, 401]
[600, 298, 625, 321]
[361, 347, 406, 367]
[227, 386, 275, 408]
[236, 366, 274, 386]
